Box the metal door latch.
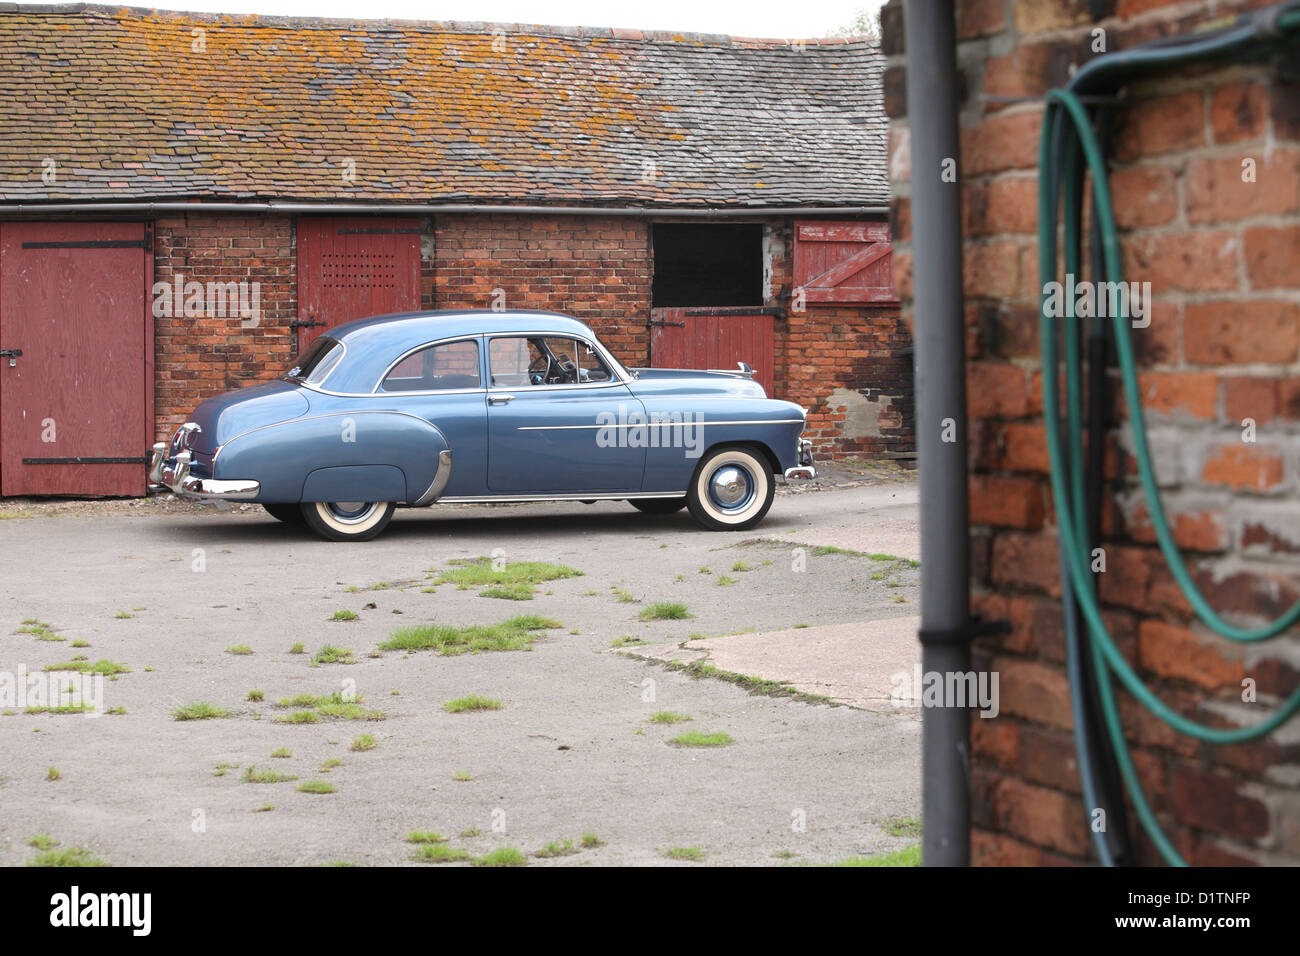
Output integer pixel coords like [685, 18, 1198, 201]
[0, 348, 20, 367]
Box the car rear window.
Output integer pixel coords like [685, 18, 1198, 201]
[286, 337, 344, 386]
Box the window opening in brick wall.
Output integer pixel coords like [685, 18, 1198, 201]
[651, 223, 763, 307]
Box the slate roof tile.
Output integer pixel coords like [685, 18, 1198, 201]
[0, 4, 887, 208]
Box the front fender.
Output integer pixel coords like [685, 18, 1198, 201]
[213, 410, 449, 504]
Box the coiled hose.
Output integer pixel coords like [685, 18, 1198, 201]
[1037, 3, 1300, 865]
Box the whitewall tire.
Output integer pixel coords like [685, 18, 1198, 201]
[300, 501, 396, 541]
[686, 446, 774, 531]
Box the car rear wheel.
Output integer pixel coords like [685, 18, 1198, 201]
[686, 446, 774, 531]
[300, 501, 396, 542]
[263, 503, 305, 524]
[629, 497, 687, 515]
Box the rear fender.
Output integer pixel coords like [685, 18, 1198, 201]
[213, 410, 448, 503]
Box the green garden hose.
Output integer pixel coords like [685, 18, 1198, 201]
[1037, 3, 1300, 865]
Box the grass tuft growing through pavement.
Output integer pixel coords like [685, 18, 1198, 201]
[671, 731, 733, 748]
[380, 615, 561, 655]
[432, 558, 583, 601]
[638, 602, 691, 621]
[172, 701, 228, 721]
[443, 695, 502, 713]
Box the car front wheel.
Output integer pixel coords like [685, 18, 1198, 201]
[300, 501, 396, 541]
[686, 446, 774, 531]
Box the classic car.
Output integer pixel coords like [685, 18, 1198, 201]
[148, 310, 815, 541]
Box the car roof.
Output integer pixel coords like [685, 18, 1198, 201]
[318, 310, 603, 393]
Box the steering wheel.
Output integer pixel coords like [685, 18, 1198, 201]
[528, 352, 552, 386]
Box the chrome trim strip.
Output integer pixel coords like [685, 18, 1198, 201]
[516, 418, 805, 431]
[299, 381, 486, 398]
[438, 491, 684, 504]
[413, 449, 454, 507]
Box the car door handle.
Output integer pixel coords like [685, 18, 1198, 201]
[488, 394, 515, 405]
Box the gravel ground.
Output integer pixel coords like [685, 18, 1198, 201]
[0, 474, 921, 867]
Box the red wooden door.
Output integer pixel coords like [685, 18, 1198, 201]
[793, 220, 898, 304]
[0, 222, 150, 496]
[649, 308, 775, 398]
[296, 217, 421, 353]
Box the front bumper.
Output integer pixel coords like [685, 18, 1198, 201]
[784, 439, 816, 480]
[147, 442, 261, 501]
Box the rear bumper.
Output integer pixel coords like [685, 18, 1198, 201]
[148, 442, 260, 500]
[784, 439, 816, 480]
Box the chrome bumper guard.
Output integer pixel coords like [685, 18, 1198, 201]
[784, 439, 816, 480]
[147, 442, 260, 500]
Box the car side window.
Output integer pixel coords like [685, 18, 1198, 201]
[379, 339, 481, 392]
[490, 336, 612, 387]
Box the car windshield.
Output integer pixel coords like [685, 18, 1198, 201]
[285, 337, 344, 385]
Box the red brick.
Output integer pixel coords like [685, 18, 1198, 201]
[1138, 620, 1244, 691]
[1123, 230, 1239, 293]
[1185, 300, 1300, 365]
[1186, 150, 1300, 224]
[1115, 91, 1205, 160]
[962, 110, 1043, 176]
[1169, 765, 1270, 841]
[967, 362, 1033, 419]
[1134, 371, 1219, 420]
[1244, 226, 1300, 290]
[1210, 81, 1269, 144]
[970, 474, 1045, 529]
[1201, 444, 1286, 491]
[1125, 503, 1229, 552]
[971, 715, 1020, 773]
[964, 241, 1023, 299]
[963, 177, 1038, 237]
[971, 828, 1076, 866]
[993, 655, 1073, 729]
[1109, 164, 1179, 229]
[992, 776, 1092, 856]
[1222, 375, 1279, 425]
[956, 0, 1006, 39]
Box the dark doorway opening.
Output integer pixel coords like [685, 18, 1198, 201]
[651, 223, 763, 307]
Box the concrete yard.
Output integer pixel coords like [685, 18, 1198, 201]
[0, 475, 921, 866]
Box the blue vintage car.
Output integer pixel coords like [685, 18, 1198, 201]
[148, 310, 815, 540]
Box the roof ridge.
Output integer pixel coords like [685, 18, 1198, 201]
[0, 2, 882, 48]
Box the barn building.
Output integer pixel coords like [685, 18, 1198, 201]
[0, 4, 907, 497]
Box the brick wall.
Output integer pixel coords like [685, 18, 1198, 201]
[431, 213, 653, 369]
[152, 214, 296, 440]
[149, 210, 913, 459]
[884, 0, 1300, 864]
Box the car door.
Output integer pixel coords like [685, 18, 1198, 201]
[485, 334, 646, 493]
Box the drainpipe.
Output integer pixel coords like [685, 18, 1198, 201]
[903, 0, 971, 866]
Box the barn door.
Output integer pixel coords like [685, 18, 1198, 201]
[295, 217, 421, 353]
[792, 220, 897, 304]
[0, 222, 151, 497]
[649, 307, 775, 398]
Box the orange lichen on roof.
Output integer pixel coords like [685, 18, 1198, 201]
[0, 4, 888, 207]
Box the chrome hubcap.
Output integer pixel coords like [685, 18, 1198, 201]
[708, 465, 753, 511]
[325, 501, 377, 525]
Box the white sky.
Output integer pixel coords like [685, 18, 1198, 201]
[26, 0, 886, 38]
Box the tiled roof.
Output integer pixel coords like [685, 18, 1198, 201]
[0, 4, 888, 208]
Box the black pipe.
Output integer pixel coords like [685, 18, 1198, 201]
[903, 0, 971, 867]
